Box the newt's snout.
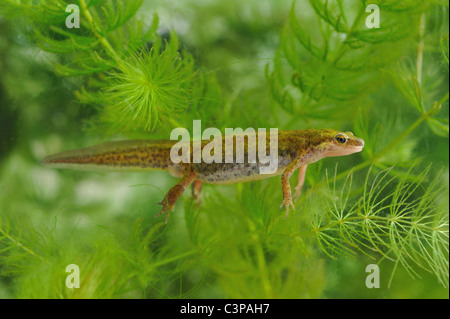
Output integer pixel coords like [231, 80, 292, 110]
[347, 138, 364, 154]
[353, 138, 365, 149]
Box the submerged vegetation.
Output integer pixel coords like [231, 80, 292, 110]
[0, 0, 448, 298]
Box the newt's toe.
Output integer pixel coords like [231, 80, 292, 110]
[155, 197, 174, 224]
[293, 186, 304, 203]
[280, 197, 295, 218]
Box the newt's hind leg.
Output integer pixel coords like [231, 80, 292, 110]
[155, 166, 197, 224]
[192, 180, 203, 206]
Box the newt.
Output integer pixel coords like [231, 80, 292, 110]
[41, 129, 364, 223]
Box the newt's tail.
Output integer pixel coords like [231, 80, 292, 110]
[41, 140, 176, 172]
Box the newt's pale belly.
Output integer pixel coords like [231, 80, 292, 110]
[192, 159, 290, 184]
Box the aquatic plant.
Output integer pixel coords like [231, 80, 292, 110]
[0, 0, 448, 298]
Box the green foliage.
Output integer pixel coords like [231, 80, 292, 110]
[0, 0, 448, 299]
[90, 32, 196, 132]
[0, 213, 197, 298]
[1, 0, 199, 135]
[313, 166, 449, 287]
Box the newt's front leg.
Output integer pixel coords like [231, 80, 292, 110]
[192, 180, 203, 206]
[280, 159, 301, 218]
[280, 151, 310, 218]
[293, 165, 307, 202]
[155, 165, 197, 224]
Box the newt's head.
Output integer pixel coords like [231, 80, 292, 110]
[313, 129, 365, 157]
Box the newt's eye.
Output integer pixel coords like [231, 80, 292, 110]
[334, 133, 348, 145]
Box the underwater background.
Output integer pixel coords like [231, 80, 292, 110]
[0, 0, 448, 298]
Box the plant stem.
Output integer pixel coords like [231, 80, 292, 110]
[151, 249, 197, 268]
[313, 214, 442, 234]
[417, 13, 426, 86]
[79, 0, 123, 65]
[0, 228, 43, 261]
[247, 218, 274, 298]
[333, 5, 366, 65]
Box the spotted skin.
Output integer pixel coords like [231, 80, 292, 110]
[41, 140, 176, 171]
[42, 129, 364, 222]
